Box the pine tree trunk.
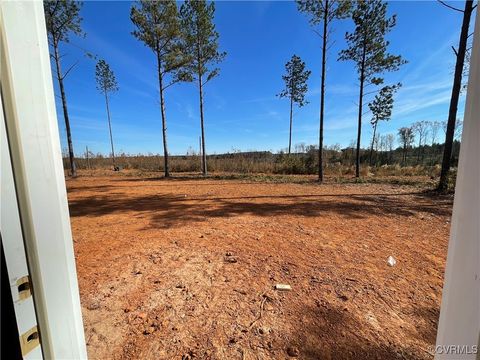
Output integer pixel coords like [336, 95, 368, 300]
[104, 92, 116, 169]
[53, 41, 76, 177]
[199, 136, 203, 172]
[356, 41, 367, 178]
[157, 52, 170, 178]
[199, 75, 207, 176]
[318, 0, 328, 183]
[369, 120, 378, 166]
[288, 96, 293, 155]
[417, 137, 422, 162]
[195, 21, 207, 177]
[86, 146, 90, 169]
[438, 0, 473, 191]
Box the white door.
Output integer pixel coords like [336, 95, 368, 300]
[1, 93, 43, 359]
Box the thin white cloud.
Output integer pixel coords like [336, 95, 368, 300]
[185, 104, 196, 120]
[399, 33, 458, 85]
[121, 84, 157, 100]
[394, 90, 452, 117]
[86, 29, 157, 91]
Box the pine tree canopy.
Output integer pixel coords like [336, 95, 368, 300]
[179, 0, 226, 83]
[278, 55, 311, 107]
[368, 83, 401, 125]
[95, 59, 119, 94]
[296, 0, 352, 26]
[338, 0, 406, 85]
[44, 0, 84, 44]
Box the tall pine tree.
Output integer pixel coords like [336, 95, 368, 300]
[95, 59, 119, 170]
[44, 0, 85, 177]
[278, 55, 311, 154]
[339, 0, 406, 178]
[131, 0, 186, 177]
[367, 83, 400, 165]
[398, 127, 414, 165]
[437, 0, 475, 191]
[296, 0, 352, 182]
[179, 0, 226, 176]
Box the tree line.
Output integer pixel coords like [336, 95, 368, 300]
[45, 0, 224, 178]
[283, 0, 405, 181]
[45, 0, 475, 191]
[67, 138, 462, 176]
[283, 0, 474, 190]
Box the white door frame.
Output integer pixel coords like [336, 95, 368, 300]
[1, 83, 44, 360]
[1, 2, 87, 359]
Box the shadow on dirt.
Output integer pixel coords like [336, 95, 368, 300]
[67, 184, 116, 193]
[410, 306, 440, 344]
[289, 304, 424, 359]
[109, 174, 315, 184]
[68, 188, 452, 229]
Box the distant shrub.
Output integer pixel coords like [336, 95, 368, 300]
[70, 150, 442, 179]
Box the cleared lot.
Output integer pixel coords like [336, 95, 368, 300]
[67, 173, 452, 359]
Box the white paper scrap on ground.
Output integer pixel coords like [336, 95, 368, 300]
[387, 256, 397, 267]
[274, 284, 292, 291]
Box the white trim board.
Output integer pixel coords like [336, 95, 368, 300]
[1, 2, 87, 359]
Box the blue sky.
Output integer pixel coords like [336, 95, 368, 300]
[52, 1, 474, 156]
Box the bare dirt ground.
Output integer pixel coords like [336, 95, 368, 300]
[67, 171, 453, 360]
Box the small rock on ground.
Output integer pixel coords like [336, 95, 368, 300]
[287, 346, 299, 357]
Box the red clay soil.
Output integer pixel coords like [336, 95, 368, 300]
[67, 172, 453, 360]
